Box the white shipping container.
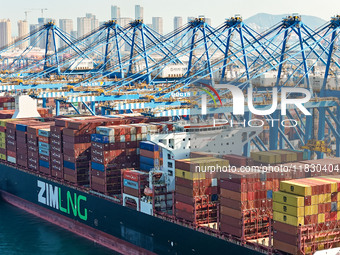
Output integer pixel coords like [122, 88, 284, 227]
[96, 126, 115, 136]
[7, 156, 16, 164]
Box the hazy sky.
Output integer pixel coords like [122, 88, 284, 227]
[1, 0, 339, 35]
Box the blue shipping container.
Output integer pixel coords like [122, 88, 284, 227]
[39, 141, 50, 150]
[38, 129, 50, 137]
[63, 160, 75, 170]
[123, 179, 139, 190]
[267, 190, 273, 199]
[91, 161, 105, 172]
[139, 141, 158, 152]
[16, 124, 27, 132]
[39, 148, 49, 156]
[91, 134, 111, 144]
[140, 156, 155, 166]
[140, 162, 154, 172]
[39, 160, 50, 168]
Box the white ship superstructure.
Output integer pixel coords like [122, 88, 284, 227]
[147, 119, 263, 191]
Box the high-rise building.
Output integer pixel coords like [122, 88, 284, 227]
[59, 19, 73, 48]
[77, 17, 92, 38]
[17, 20, 28, 49]
[86, 13, 99, 31]
[205, 18, 212, 26]
[29, 24, 40, 47]
[152, 17, 163, 35]
[174, 16, 183, 30]
[70, 30, 77, 39]
[111, 5, 121, 20]
[119, 17, 133, 27]
[135, 5, 144, 20]
[0, 19, 12, 48]
[173, 17, 183, 47]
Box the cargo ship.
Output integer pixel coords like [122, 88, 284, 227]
[0, 96, 266, 255]
[1, 96, 340, 255]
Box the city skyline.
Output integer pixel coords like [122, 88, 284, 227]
[1, 0, 339, 36]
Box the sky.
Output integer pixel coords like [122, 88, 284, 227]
[1, 0, 339, 35]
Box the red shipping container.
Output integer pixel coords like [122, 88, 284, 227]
[175, 201, 194, 213]
[51, 170, 63, 179]
[140, 149, 159, 159]
[247, 191, 254, 201]
[51, 163, 63, 172]
[39, 166, 51, 175]
[7, 150, 16, 158]
[38, 136, 50, 143]
[318, 203, 325, 213]
[304, 196, 312, 206]
[27, 145, 38, 152]
[28, 157, 38, 164]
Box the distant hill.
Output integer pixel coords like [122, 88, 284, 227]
[244, 13, 327, 31]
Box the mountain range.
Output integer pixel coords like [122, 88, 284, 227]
[244, 13, 327, 31]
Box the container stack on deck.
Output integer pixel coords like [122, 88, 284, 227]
[139, 141, 161, 172]
[122, 169, 149, 205]
[174, 157, 225, 225]
[0, 97, 15, 110]
[222, 154, 254, 167]
[251, 150, 304, 165]
[38, 128, 51, 175]
[27, 123, 52, 172]
[273, 175, 340, 254]
[91, 122, 134, 195]
[0, 120, 6, 160]
[56, 117, 121, 186]
[50, 125, 64, 178]
[220, 170, 276, 239]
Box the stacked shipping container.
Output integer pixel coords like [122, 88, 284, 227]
[55, 117, 119, 185]
[91, 122, 139, 195]
[251, 150, 304, 165]
[139, 141, 161, 172]
[273, 173, 340, 254]
[174, 157, 225, 225]
[220, 170, 276, 239]
[122, 169, 149, 200]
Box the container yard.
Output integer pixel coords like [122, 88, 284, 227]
[0, 9, 339, 255]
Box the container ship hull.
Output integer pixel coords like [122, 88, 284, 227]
[0, 162, 262, 255]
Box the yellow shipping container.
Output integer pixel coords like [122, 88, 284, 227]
[304, 205, 318, 216]
[175, 169, 205, 180]
[273, 202, 304, 217]
[251, 151, 279, 164]
[273, 211, 304, 226]
[317, 193, 331, 203]
[0, 153, 6, 160]
[273, 191, 304, 207]
[311, 195, 319, 205]
[272, 150, 298, 162]
[0, 118, 17, 127]
[318, 213, 325, 223]
[318, 244, 325, 251]
[280, 180, 312, 196]
[0, 143, 5, 149]
[319, 194, 325, 203]
[324, 193, 331, 203]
